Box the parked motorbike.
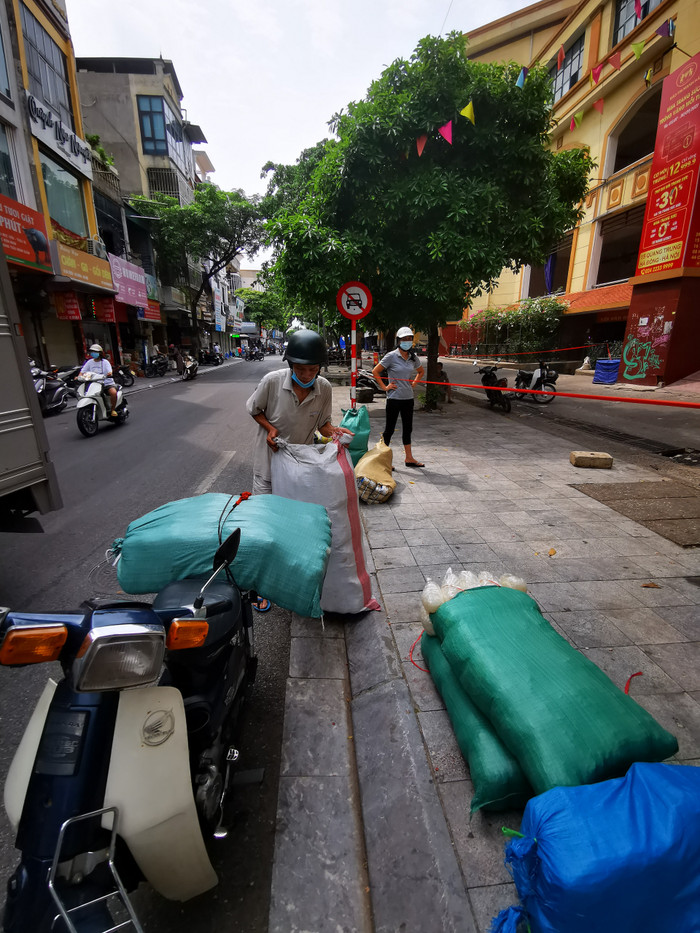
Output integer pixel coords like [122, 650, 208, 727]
[29, 361, 68, 416]
[181, 352, 199, 381]
[513, 360, 558, 404]
[113, 364, 135, 388]
[0, 528, 257, 932]
[51, 365, 82, 398]
[75, 373, 129, 437]
[474, 363, 511, 413]
[143, 354, 168, 378]
[356, 368, 386, 394]
[199, 348, 223, 366]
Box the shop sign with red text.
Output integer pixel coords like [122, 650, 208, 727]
[636, 53, 700, 275]
[53, 292, 81, 320]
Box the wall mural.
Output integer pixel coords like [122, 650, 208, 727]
[622, 335, 662, 380]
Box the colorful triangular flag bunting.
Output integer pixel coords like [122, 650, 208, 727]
[634, 0, 642, 18]
[570, 111, 584, 131]
[644, 67, 653, 86]
[608, 51, 622, 71]
[516, 67, 529, 89]
[557, 45, 565, 70]
[632, 40, 646, 60]
[655, 19, 671, 37]
[438, 120, 453, 144]
[593, 98, 604, 114]
[592, 63, 603, 84]
[416, 134, 428, 157]
[460, 101, 475, 124]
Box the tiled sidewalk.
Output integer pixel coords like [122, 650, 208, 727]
[270, 388, 700, 933]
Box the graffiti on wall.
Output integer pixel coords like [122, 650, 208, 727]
[622, 336, 662, 380]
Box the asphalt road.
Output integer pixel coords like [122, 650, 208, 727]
[0, 355, 288, 933]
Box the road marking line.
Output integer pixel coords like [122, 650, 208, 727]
[194, 450, 237, 495]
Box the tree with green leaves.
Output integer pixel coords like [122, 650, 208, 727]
[263, 33, 593, 404]
[130, 184, 262, 321]
[234, 286, 289, 335]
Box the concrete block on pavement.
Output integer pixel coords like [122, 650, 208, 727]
[570, 450, 613, 468]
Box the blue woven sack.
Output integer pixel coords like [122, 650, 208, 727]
[492, 762, 700, 933]
[112, 493, 331, 618]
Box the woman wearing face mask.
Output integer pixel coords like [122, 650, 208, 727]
[372, 326, 425, 467]
[246, 329, 353, 496]
[80, 343, 118, 417]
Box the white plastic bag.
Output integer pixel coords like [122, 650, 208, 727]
[421, 578, 444, 614]
[441, 566, 463, 601]
[270, 438, 380, 615]
[419, 604, 435, 637]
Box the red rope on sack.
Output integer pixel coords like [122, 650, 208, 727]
[410, 630, 428, 672]
[233, 491, 252, 508]
[624, 671, 643, 694]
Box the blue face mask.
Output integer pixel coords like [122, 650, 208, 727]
[90, 352, 100, 359]
[292, 372, 316, 389]
[399, 341, 413, 351]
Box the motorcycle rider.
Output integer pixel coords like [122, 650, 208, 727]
[80, 344, 118, 417]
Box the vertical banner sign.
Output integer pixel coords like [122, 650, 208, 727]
[636, 52, 700, 275]
[336, 281, 373, 409]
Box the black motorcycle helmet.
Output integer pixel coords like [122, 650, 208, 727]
[284, 329, 327, 366]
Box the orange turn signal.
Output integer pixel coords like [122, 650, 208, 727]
[166, 619, 209, 650]
[0, 625, 68, 665]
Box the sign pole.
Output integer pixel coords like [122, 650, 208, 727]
[336, 281, 372, 412]
[351, 321, 357, 409]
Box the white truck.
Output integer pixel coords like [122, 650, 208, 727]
[0, 245, 62, 517]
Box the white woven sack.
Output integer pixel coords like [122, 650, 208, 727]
[270, 439, 380, 615]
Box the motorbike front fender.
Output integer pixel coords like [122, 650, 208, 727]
[4, 679, 57, 831]
[103, 685, 217, 901]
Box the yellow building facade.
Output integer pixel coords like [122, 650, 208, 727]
[457, 0, 700, 384]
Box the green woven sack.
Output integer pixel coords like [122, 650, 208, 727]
[433, 587, 678, 795]
[422, 633, 532, 812]
[340, 405, 371, 466]
[113, 493, 332, 617]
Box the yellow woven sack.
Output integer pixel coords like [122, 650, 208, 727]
[354, 439, 396, 503]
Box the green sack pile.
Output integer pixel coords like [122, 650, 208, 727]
[339, 405, 370, 466]
[112, 493, 332, 618]
[424, 586, 678, 809]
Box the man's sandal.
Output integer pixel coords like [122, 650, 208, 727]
[253, 597, 271, 612]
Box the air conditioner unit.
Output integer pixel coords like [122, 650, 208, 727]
[86, 238, 108, 260]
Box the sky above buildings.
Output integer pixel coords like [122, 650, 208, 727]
[66, 0, 529, 265]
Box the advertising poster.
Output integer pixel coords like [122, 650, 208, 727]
[53, 292, 81, 320]
[0, 193, 52, 272]
[636, 52, 700, 276]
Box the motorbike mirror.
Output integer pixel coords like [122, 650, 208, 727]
[213, 528, 241, 571]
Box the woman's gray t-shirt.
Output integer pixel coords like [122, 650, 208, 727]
[379, 349, 419, 400]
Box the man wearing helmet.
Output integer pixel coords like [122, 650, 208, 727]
[246, 329, 353, 495]
[372, 326, 425, 467]
[80, 344, 118, 417]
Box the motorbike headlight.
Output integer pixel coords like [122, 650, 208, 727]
[72, 624, 165, 691]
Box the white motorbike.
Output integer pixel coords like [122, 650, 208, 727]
[75, 373, 129, 437]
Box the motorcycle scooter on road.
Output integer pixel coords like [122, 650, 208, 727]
[1, 528, 257, 933]
[75, 373, 129, 437]
[181, 352, 198, 381]
[474, 362, 511, 414]
[29, 361, 69, 416]
[512, 359, 558, 404]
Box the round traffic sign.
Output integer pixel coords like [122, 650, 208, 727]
[336, 281, 372, 319]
